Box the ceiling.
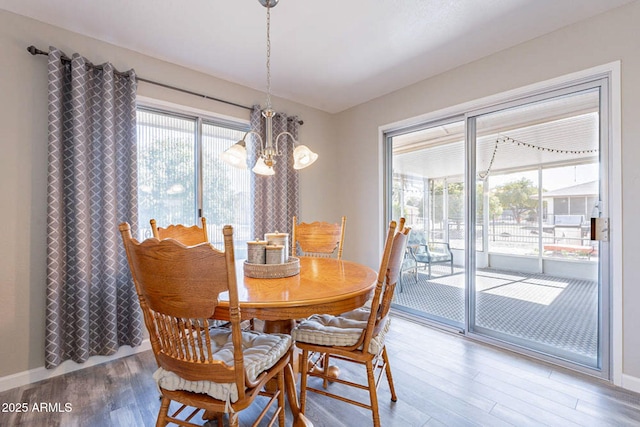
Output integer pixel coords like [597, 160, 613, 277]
[1, 0, 633, 113]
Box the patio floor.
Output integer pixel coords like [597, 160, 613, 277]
[393, 264, 598, 364]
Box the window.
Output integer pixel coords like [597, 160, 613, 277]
[136, 107, 251, 256]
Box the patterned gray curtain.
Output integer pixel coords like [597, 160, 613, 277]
[45, 47, 142, 368]
[249, 105, 300, 242]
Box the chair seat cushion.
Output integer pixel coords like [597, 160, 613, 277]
[415, 254, 450, 263]
[153, 329, 291, 403]
[292, 308, 390, 355]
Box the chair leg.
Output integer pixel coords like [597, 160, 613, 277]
[322, 353, 331, 389]
[299, 349, 309, 414]
[366, 360, 381, 427]
[450, 260, 454, 274]
[382, 346, 397, 402]
[156, 396, 170, 427]
[229, 412, 239, 427]
[428, 262, 432, 278]
[278, 369, 286, 427]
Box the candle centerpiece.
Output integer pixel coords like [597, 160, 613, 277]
[247, 240, 268, 264]
[266, 244, 285, 264]
[244, 231, 299, 278]
[264, 231, 289, 259]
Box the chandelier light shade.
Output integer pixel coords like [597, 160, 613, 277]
[221, 0, 318, 176]
[220, 140, 248, 169]
[293, 144, 319, 170]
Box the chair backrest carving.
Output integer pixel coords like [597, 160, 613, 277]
[150, 217, 209, 246]
[119, 223, 248, 397]
[292, 216, 346, 259]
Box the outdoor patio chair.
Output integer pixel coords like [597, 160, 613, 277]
[399, 247, 418, 292]
[403, 232, 454, 279]
[410, 241, 454, 278]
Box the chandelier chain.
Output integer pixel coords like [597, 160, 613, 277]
[220, 0, 318, 175]
[265, 1, 272, 109]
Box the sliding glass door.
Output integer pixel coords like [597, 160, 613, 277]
[469, 83, 608, 372]
[387, 78, 610, 377]
[389, 118, 466, 329]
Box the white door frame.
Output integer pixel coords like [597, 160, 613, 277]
[380, 61, 622, 385]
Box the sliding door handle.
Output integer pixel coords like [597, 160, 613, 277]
[590, 217, 609, 242]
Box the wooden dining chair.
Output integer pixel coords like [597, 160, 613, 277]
[119, 223, 291, 427]
[291, 219, 410, 427]
[292, 216, 347, 258]
[150, 217, 209, 246]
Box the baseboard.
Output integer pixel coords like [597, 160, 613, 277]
[0, 340, 151, 393]
[621, 373, 640, 394]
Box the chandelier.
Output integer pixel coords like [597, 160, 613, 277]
[222, 0, 318, 176]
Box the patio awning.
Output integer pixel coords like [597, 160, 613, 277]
[392, 90, 599, 180]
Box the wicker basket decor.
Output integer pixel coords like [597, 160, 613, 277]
[243, 257, 300, 279]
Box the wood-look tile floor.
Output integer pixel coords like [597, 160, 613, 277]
[1, 316, 639, 426]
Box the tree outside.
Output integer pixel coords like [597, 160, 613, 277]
[494, 177, 538, 224]
[138, 136, 196, 232]
[138, 136, 236, 233]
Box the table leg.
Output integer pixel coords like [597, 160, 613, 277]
[263, 319, 313, 425]
[265, 317, 340, 385]
[202, 410, 224, 425]
[263, 319, 297, 334]
[307, 353, 340, 386]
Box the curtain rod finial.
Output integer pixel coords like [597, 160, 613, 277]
[27, 45, 46, 56]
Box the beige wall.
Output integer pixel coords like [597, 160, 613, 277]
[335, 1, 640, 380]
[0, 9, 337, 377]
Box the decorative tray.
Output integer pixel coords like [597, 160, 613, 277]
[243, 257, 300, 279]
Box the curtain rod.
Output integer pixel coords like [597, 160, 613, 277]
[28, 45, 253, 112]
[28, 45, 303, 124]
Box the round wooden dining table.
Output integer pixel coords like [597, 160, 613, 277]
[214, 256, 378, 333]
[213, 256, 378, 427]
